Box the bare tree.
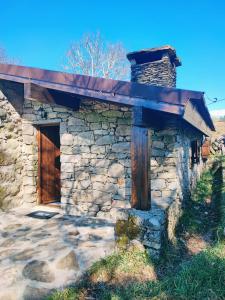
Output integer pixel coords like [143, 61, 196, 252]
[0, 45, 18, 64]
[0, 47, 8, 63]
[64, 32, 129, 80]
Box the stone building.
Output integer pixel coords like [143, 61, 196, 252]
[0, 45, 214, 255]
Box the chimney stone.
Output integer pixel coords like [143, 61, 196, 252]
[127, 45, 181, 88]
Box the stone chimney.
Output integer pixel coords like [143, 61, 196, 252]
[127, 45, 181, 88]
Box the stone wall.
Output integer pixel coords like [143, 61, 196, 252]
[1, 89, 206, 257]
[151, 121, 203, 210]
[115, 120, 205, 257]
[149, 120, 204, 252]
[0, 90, 23, 209]
[130, 54, 177, 87]
[21, 99, 132, 215]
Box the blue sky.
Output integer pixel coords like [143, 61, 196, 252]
[1, 0, 225, 112]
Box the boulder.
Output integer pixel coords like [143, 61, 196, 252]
[23, 286, 52, 300]
[108, 163, 124, 178]
[56, 250, 79, 270]
[22, 260, 55, 282]
[61, 133, 74, 146]
[112, 142, 130, 153]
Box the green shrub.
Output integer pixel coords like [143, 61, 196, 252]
[192, 170, 213, 203]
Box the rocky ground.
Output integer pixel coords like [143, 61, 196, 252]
[0, 206, 115, 300]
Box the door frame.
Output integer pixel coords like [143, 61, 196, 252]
[36, 123, 60, 205]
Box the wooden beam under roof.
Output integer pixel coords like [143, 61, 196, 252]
[1, 73, 184, 115]
[183, 100, 212, 137]
[131, 107, 151, 210]
[0, 63, 215, 134]
[24, 82, 80, 110]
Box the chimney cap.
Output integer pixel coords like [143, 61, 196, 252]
[127, 45, 181, 67]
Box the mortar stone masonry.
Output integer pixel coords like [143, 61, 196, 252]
[0, 43, 210, 258]
[20, 99, 132, 217]
[0, 88, 206, 256]
[130, 55, 177, 87]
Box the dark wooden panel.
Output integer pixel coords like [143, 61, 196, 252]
[24, 82, 80, 110]
[183, 100, 212, 136]
[0, 63, 215, 131]
[0, 63, 204, 105]
[39, 126, 60, 204]
[23, 80, 182, 115]
[131, 123, 150, 210]
[202, 139, 211, 159]
[132, 106, 168, 129]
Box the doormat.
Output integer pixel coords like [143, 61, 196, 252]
[26, 210, 59, 220]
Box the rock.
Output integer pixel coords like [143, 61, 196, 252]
[143, 240, 161, 250]
[0, 238, 15, 247]
[112, 142, 130, 153]
[96, 135, 115, 145]
[151, 149, 165, 157]
[61, 133, 74, 146]
[22, 124, 34, 135]
[93, 182, 116, 193]
[90, 159, 110, 168]
[166, 181, 177, 190]
[67, 230, 80, 236]
[151, 179, 166, 190]
[110, 207, 128, 221]
[23, 260, 55, 282]
[128, 239, 145, 252]
[0, 291, 18, 300]
[3, 224, 22, 231]
[61, 163, 74, 173]
[91, 145, 105, 154]
[108, 163, 124, 177]
[151, 159, 158, 167]
[115, 125, 130, 136]
[23, 286, 52, 300]
[68, 117, 85, 126]
[91, 174, 106, 182]
[96, 211, 110, 218]
[11, 249, 34, 261]
[102, 110, 123, 118]
[74, 131, 94, 145]
[86, 112, 103, 122]
[80, 179, 91, 189]
[56, 250, 79, 270]
[152, 141, 165, 149]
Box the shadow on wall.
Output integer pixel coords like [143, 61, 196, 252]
[150, 118, 205, 245]
[0, 145, 23, 210]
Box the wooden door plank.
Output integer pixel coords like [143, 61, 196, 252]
[38, 126, 60, 204]
[37, 129, 42, 205]
[131, 107, 151, 210]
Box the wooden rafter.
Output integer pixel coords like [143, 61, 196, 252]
[24, 82, 80, 110]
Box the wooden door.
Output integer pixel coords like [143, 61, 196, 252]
[38, 126, 60, 204]
[202, 139, 211, 159]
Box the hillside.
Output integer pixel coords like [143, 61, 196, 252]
[212, 120, 225, 140]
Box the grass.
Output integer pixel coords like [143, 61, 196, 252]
[48, 243, 225, 300]
[48, 161, 225, 300]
